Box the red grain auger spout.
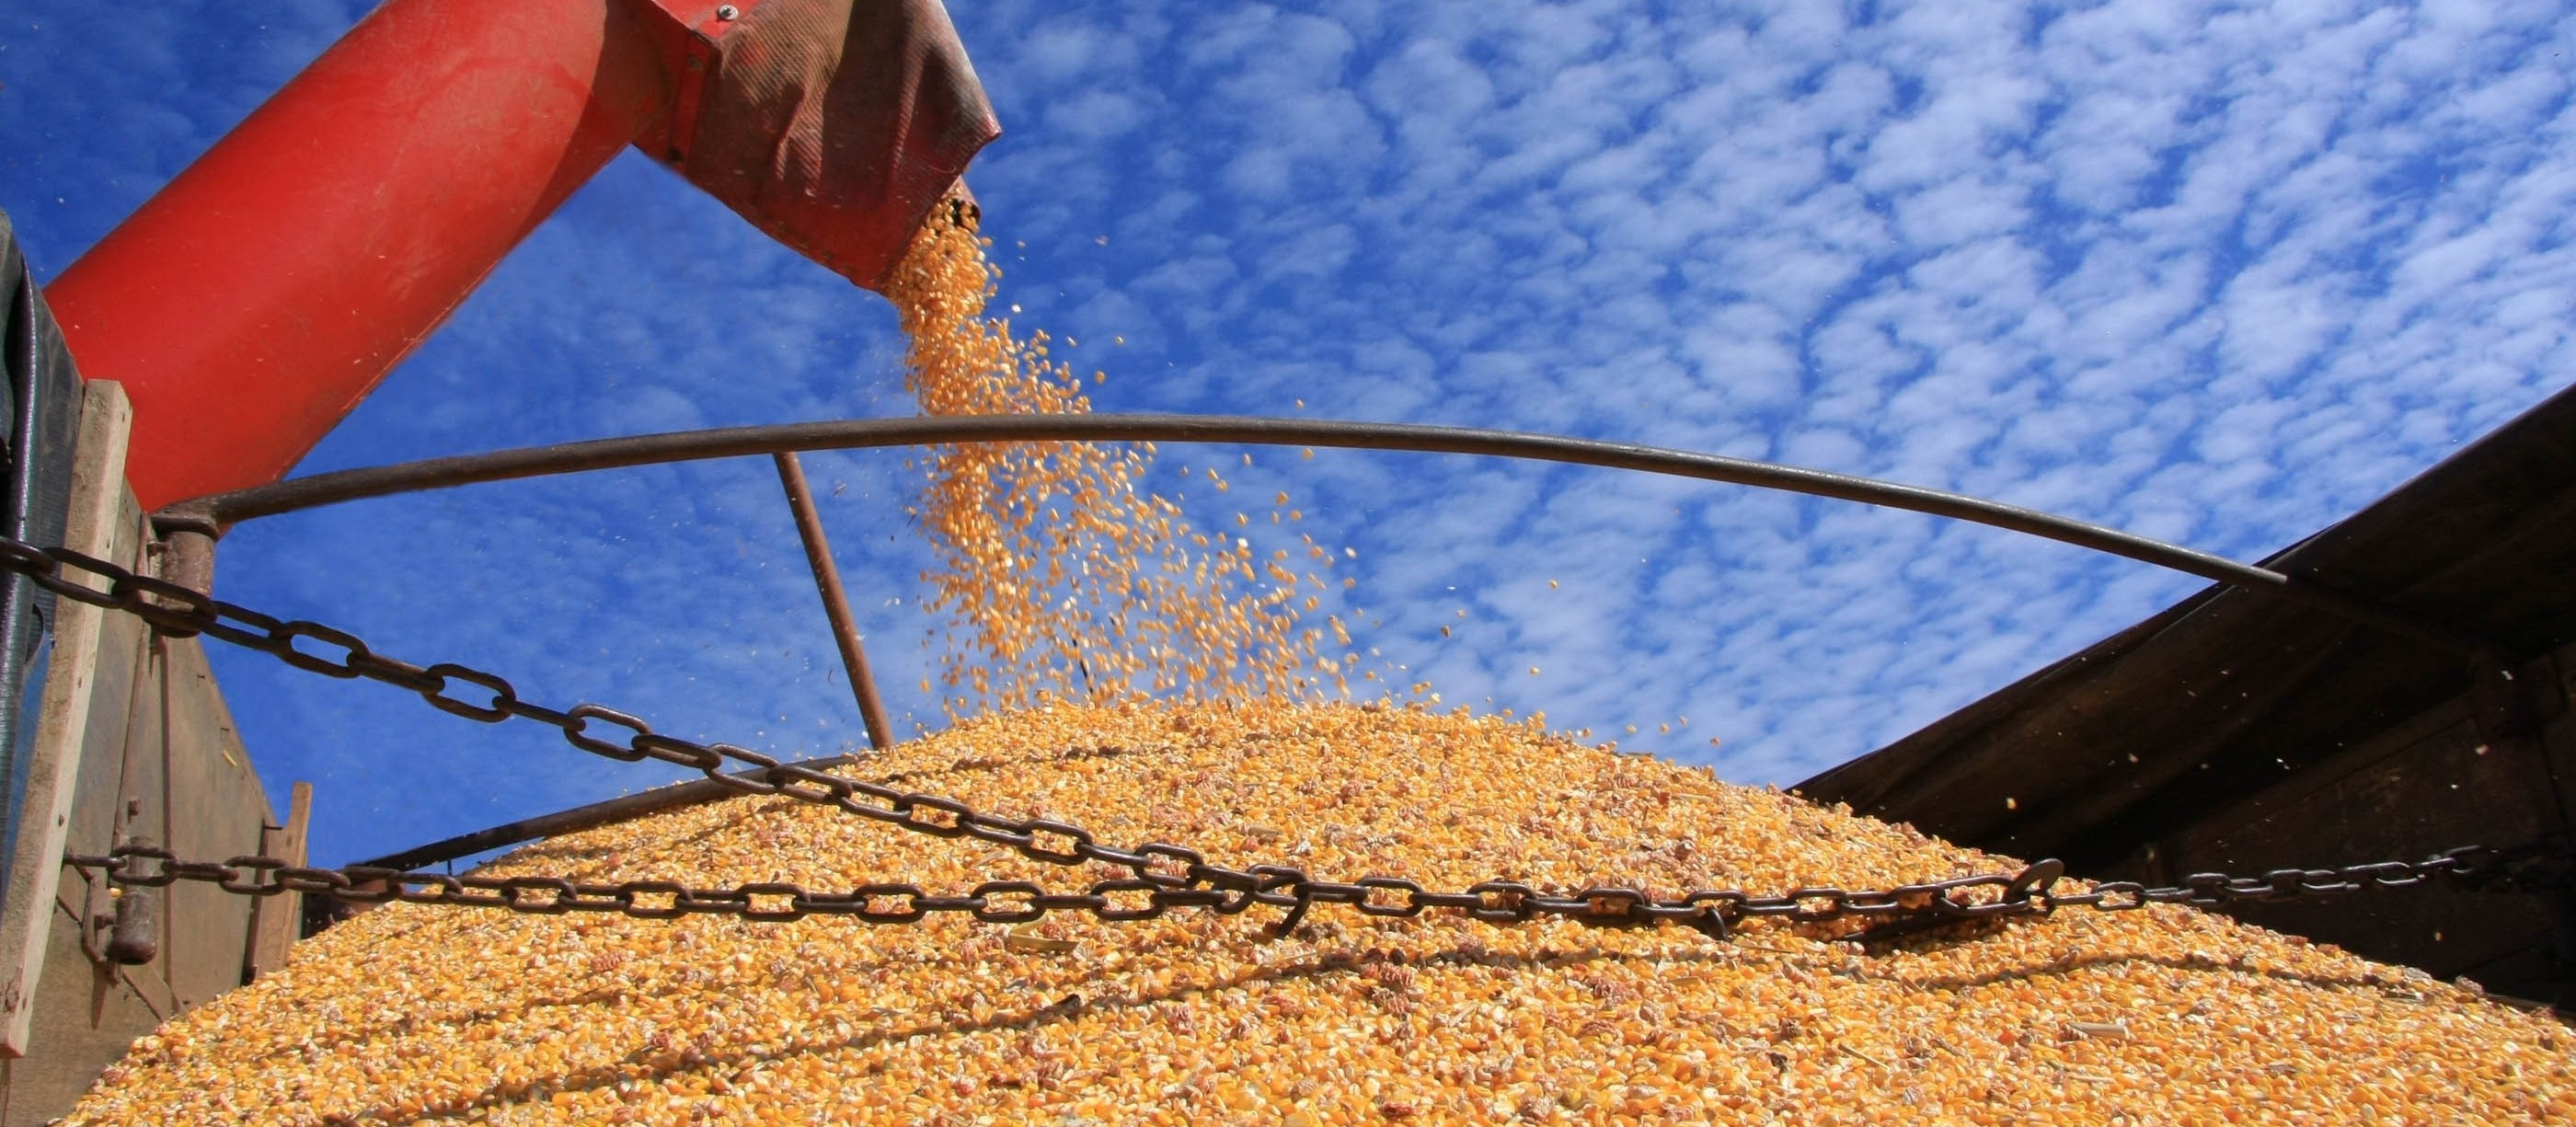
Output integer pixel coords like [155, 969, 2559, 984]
[42, 0, 998, 510]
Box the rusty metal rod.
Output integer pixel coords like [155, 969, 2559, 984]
[772, 451, 892, 751]
[154, 413, 2509, 661]
[350, 753, 868, 872]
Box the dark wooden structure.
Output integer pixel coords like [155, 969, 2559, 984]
[1800, 382, 2576, 1008]
[0, 382, 307, 1125]
[0, 223, 305, 1124]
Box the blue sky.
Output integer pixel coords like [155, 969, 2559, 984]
[3, 1, 2570, 867]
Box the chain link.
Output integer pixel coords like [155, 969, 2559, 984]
[6, 535, 2558, 944]
[61, 841, 2537, 939]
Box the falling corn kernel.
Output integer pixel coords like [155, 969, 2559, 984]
[876, 201, 1336, 716]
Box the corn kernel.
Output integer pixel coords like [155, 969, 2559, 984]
[63, 702, 2573, 1125]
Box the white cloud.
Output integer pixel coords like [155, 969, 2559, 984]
[8, 0, 2573, 865]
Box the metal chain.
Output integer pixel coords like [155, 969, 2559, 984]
[2, 536, 2550, 943]
[61, 841, 2533, 940]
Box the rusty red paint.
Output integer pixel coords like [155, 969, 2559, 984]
[46, 0, 675, 510]
[45, 0, 993, 511]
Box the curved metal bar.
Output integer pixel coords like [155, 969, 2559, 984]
[156, 413, 2501, 658]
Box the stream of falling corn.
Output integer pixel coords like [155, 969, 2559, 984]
[63, 207, 2576, 1123]
[881, 207, 1340, 720]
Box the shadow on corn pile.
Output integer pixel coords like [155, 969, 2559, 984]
[332, 942, 2460, 1125]
[65, 702, 2576, 1125]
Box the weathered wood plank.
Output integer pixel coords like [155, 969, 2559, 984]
[245, 782, 310, 981]
[0, 382, 130, 1058]
[155, 638, 268, 1012]
[61, 579, 174, 1021]
[0, 897, 167, 1124]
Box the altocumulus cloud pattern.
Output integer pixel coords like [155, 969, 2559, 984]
[1, 0, 2570, 864]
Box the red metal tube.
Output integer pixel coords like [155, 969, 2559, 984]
[45, 0, 674, 510]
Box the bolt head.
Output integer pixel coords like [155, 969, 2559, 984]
[715, 4, 740, 18]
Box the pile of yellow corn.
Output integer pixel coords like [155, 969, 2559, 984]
[71, 191, 2571, 1124]
[66, 701, 2574, 1124]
